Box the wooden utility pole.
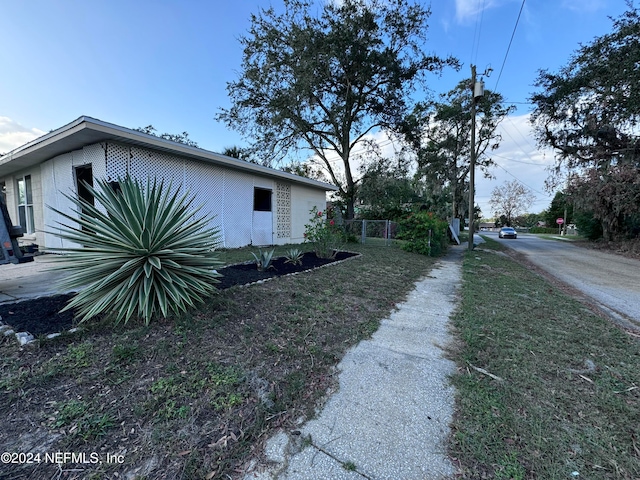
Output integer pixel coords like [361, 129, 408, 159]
[468, 65, 477, 252]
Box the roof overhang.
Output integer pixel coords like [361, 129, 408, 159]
[0, 116, 338, 192]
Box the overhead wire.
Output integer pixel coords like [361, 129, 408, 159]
[494, 0, 526, 91]
[470, 0, 488, 65]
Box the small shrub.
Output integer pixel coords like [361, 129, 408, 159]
[251, 248, 275, 271]
[529, 227, 559, 234]
[304, 207, 342, 259]
[49, 175, 223, 325]
[397, 211, 449, 256]
[284, 248, 304, 265]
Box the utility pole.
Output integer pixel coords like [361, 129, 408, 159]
[468, 65, 490, 251]
[468, 65, 478, 251]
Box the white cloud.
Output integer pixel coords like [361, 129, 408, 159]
[307, 113, 557, 216]
[0, 117, 45, 155]
[561, 0, 607, 13]
[455, 0, 502, 23]
[476, 113, 557, 216]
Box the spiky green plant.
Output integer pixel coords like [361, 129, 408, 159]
[48, 176, 222, 325]
[251, 248, 275, 271]
[284, 248, 304, 266]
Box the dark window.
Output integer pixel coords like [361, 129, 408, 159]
[75, 165, 94, 207]
[254, 187, 272, 212]
[75, 165, 94, 233]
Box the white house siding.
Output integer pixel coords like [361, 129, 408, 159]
[290, 184, 327, 243]
[27, 140, 328, 250]
[41, 145, 107, 250]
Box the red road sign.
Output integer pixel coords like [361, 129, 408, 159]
[556, 217, 564, 224]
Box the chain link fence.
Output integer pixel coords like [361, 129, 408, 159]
[343, 220, 399, 246]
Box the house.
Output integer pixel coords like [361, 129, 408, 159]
[0, 116, 337, 250]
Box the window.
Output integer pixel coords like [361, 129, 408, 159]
[253, 187, 272, 212]
[17, 175, 35, 234]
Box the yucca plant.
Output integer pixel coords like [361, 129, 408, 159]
[48, 175, 222, 325]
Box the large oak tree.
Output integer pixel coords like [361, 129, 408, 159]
[530, 5, 640, 240]
[217, 0, 458, 219]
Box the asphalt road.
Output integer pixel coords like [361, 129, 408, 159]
[482, 231, 640, 330]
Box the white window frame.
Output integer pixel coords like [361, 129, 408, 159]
[16, 175, 35, 234]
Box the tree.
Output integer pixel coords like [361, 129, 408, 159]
[410, 79, 514, 225]
[217, 0, 458, 219]
[135, 125, 199, 148]
[544, 191, 573, 229]
[515, 212, 543, 229]
[357, 155, 421, 220]
[220, 145, 268, 165]
[489, 180, 535, 226]
[280, 161, 329, 183]
[530, 5, 640, 240]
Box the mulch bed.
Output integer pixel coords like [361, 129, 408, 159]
[0, 251, 357, 337]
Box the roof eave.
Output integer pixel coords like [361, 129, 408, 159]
[0, 116, 338, 192]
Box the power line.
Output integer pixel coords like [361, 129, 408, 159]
[494, 0, 526, 91]
[492, 153, 545, 166]
[492, 160, 546, 196]
[470, 0, 488, 65]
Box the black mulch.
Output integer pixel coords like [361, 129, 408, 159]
[0, 251, 357, 337]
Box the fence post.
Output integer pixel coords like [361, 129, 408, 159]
[385, 220, 390, 246]
[361, 220, 366, 244]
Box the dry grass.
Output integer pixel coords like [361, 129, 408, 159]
[0, 243, 438, 479]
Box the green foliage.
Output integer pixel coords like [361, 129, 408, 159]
[397, 211, 449, 256]
[357, 156, 419, 221]
[528, 227, 559, 234]
[573, 210, 603, 240]
[284, 248, 304, 266]
[408, 79, 514, 223]
[251, 248, 275, 271]
[134, 125, 198, 147]
[49, 175, 222, 325]
[304, 207, 342, 259]
[544, 191, 573, 227]
[530, 6, 640, 240]
[146, 363, 246, 420]
[52, 400, 114, 440]
[217, 0, 459, 218]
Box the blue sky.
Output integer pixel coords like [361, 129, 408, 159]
[0, 0, 630, 216]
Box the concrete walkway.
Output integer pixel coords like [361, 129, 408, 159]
[0, 255, 68, 304]
[246, 246, 464, 480]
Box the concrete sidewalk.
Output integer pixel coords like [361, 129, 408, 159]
[246, 246, 464, 479]
[0, 255, 68, 304]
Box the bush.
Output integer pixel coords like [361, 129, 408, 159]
[574, 211, 603, 240]
[304, 207, 343, 258]
[49, 176, 222, 325]
[528, 227, 559, 234]
[397, 211, 449, 256]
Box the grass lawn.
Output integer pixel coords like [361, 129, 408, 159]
[0, 243, 438, 479]
[450, 237, 640, 479]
